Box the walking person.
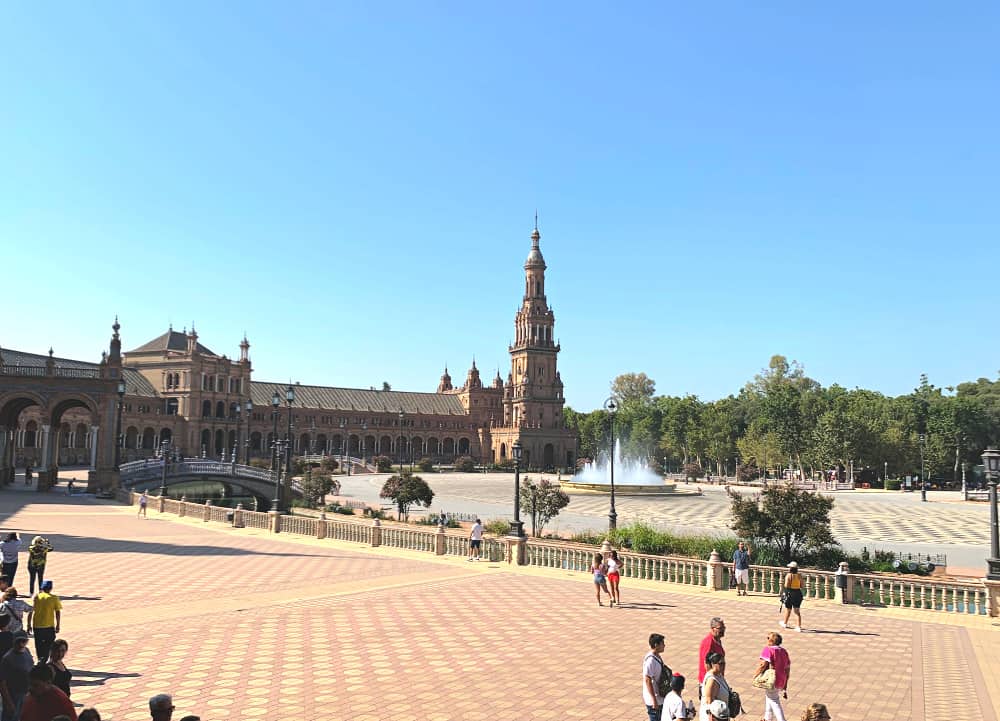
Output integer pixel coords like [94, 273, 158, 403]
[23, 465, 32, 486]
[0, 589, 32, 635]
[26, 580, 61, 664]
[731, 542, 751, 596]
[19, 663, 75, 721]
[642, 633, 669, 721]
[780, 562, 804, 632]
[755, 632, 791, 721]
[700, 653, 730, 721]
[0, 536, 19, 588]
[467, 518, 483, 561]
[46, 639, 72, 699]
[0, 632, 34, 721]
[591, 553, 612, 606]
[138, 491, 149, 518]
[606, 550, 623, 607]
[697, 618, 725, 687]
[27, 537, 53, 596]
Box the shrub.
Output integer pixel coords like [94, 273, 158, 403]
[683, 463, 705, 481]
[320, 457, 339, 472]
[886, 478, 902, 491]
[485, 518, 511, 535]
[374, 455, 392, 472]
[249, 458, 271, 470]
[454, 456, 476, 473]
[379, 472, 434, 520]
[417, 457, 435, 473]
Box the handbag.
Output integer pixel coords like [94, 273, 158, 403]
[752, 668, 776, 690]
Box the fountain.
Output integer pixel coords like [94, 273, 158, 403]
[561, 440, 680, 495]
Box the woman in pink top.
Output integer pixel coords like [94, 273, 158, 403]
[755, 631, 791, 721]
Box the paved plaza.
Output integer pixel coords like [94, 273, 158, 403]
[0, 474, 998, 721]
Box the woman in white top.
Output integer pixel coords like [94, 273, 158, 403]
[0, 587, 32, 634]
[606, 550, 623, 607]
[700, 652, 730, 721]
[0, 533, 20, 585]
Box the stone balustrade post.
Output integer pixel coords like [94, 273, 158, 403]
[317, 511, 327, 539]
[984, 579, 1000, 618]
[233, 503, 244, 528]
[268, 510, 281, 533]
[600, 539, 613, 555]
[436, 522, 446, 555]
[178, 495, 187, 517]
[203, 499, 212, 522]
[707, 549, 725, 591]
[505, 536, 527, 565]
[372, 518, 382, 547]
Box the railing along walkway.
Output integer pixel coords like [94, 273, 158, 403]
[116, 491, 996, 617]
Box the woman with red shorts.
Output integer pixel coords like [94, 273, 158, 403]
[606, 550, 622, 607]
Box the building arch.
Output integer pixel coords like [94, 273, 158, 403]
[349, 434, 360, 454]
[316, 433, 327, 454]
[202, 400, 212, 418]
[125, 426, 139, 449]
[0, 393, 44, 429]
[442, 438, 455, 456]
[228, 430, 237, 453]
[214, 429, 224, 456]
[23, 421, 38, 448]
[543, 443, 554, 469]
[363, 435, 375, 456]
[250, 431, 262, 452]
[332, 434, 343, 453]
[160, 428, 173, 446]
[48, 393, 99, 426]
[427, 437, 439, 455]
[458, 437, 470, 455]
[500, 443, 507, 459]
[141, 427, 155, 450]
[166, 398, 178, 415]
[201, 429, 211, 454]
[215, 401, 226, 419]
[379, 435, 391, 454]
[411, 436, 423, 457]
[59, 422, 71, 448]
[74, 423, 87, 448]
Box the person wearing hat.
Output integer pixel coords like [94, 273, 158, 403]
[706, 699, 731, 720]
[780, 562, 804, 632]
[26, 580, 61, 663]
[0, 632, 34, 721]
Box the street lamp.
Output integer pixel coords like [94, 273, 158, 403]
[234, 400, 242, 464]
[158, 439, 170, 497]
[981, 447, 1000, 580]
[360, 421, 368, 469]
[285, 384, 295, 477]
[510, 440, 524, 537]
[340, 419, 349, 476]
[115, 378, 126, 471]
[270, 390, 280, 474]
[604, 397, 618, 531]
[271, 437, 288, 513]
[243, 398, 253, 465]
[919, 433, 927, 502]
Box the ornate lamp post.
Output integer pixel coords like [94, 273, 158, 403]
[919, 433, 927, 502]
[270, 390, 280, 474]
[340, 419, 349, 476]
[604, 397, 618, 531]
[981, 448, 1000, 580]
[285, 385, 295, 477]
[271, 437, 288, 512]
[360, 421, 368, 469]
[398, 410, 405, 472]
[509, 440, 524, 537]
[243, 398, 253, 464]
[158, 439, 170, 497]
[234, 401, 242, 463]
[115, 378, 126, 471]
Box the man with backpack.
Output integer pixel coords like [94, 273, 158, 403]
[642, 633, 672, 721]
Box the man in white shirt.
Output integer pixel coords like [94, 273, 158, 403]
[663, 673, 692, 720]
[468, 519, 483, 561]
[643, 633, 668, 721]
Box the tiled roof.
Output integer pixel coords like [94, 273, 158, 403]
[123, 369, 160, 398]
[0, 348, 99, 370]
[250, 381, 467, 416]
[126, 330, 216, 356]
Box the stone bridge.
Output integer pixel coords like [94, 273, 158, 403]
[120, 458, 288, 501]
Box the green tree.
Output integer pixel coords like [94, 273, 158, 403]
[374, 455, 392, 472]
[379, 472, 434, 520]
[518, 476, 570, 537]
[300, 471, 339, 508]
[728, 486, 836, 564]
[417, 457, 435, 473]
[610, 372, 656, 409]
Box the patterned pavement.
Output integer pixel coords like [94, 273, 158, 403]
[1, 480, 998, 721]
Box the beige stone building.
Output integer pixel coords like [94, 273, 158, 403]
[4, 225, 576, 471]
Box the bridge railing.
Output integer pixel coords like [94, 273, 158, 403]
[116, 491, 999, 617]
[121, 459, 275, 485]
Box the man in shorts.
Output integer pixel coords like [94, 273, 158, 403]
[731, 542, 751, 596]
[468, 518, 483, 561]
[642, 633, 668, 721]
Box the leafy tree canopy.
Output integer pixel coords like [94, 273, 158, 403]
[728, 485, 836, 564]
[379, 472, 434, 519]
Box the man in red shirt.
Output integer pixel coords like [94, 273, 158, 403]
[20, 663, 76, 721]
[697, 617, 726, 684]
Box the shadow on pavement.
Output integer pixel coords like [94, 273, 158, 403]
[805, 628, 880, 636]
[72, 670, 141, 687]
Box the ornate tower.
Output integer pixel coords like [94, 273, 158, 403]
[494, 221, 574, 470]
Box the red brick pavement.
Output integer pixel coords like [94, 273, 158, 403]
[1, 490, 997, 721]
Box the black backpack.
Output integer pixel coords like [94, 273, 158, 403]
[648, 654, 673, 698]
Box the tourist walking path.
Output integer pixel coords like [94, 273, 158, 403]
[0, 476, 997, 721]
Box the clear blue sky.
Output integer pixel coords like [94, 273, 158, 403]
[3, 3, 998, 411]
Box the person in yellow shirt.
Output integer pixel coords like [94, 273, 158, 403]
[25, 580, 61, 663]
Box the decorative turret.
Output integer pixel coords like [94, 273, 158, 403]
[108, 316, 122, 366]
[437, 365, 453, 393]
[465, 359, 482, 390]
[239, 334, 250, 363]
[187, 323, 198, 354]
[492, 370, 504, 389]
